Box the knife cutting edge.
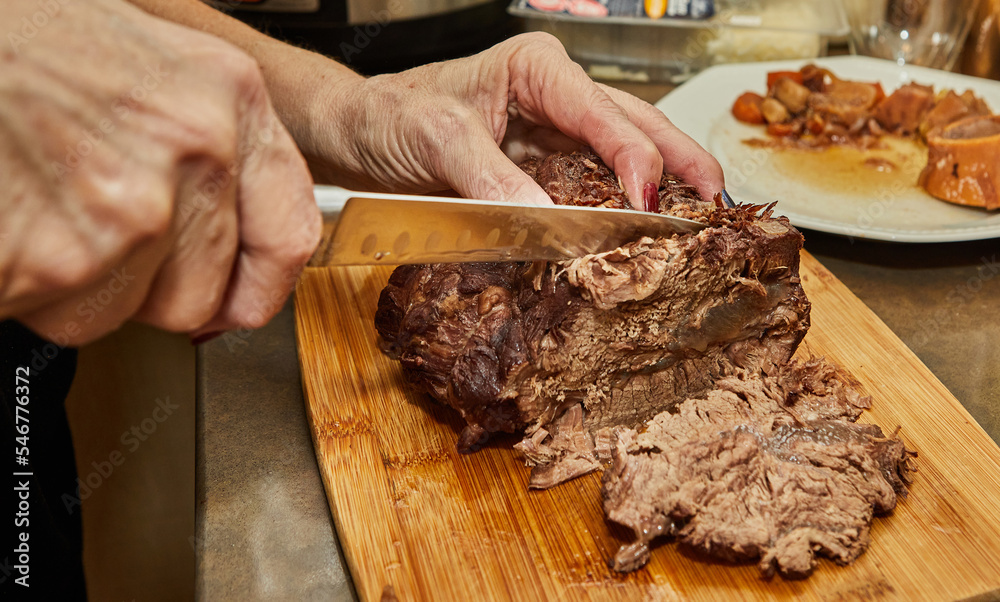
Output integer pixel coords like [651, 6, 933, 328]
[309, 185, 708, 267]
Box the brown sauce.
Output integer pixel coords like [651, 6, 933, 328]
[762, 137, 926, 196]
[863, 157, 897, 172]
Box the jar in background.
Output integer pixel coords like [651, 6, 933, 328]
[960, 0, 1000, 79]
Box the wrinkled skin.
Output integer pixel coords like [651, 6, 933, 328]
[0, 0, 319, 344]
[1, 0, 724, 345]
[305, 33, 725, 206]
[131, 1, 724, 206]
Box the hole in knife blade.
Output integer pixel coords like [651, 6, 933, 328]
[541, 229, 556, 248]
[579, 230, 606, 250]
[361, 233, 377, 256]
[456, 229, 472, 250]
[485, 228, 501, 247]
[425, 231, 442, 252]
[513, 229, 528, 247]
[393, 232, 410, 255]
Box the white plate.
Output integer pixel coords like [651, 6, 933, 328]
[656, 55, 1000, 242]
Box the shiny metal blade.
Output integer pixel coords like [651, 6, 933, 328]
[309, 186, 706, 266]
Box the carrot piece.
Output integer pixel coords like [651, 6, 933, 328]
[767, 122, 799, 137]
[767, 70, 804, 88]
[732, 92, 765, 124]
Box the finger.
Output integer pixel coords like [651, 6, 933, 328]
[15, 230, 171, 346]
[131, 157, 240, 333]
[6, 164, 178, 345]
[500, 117, 582, 164]
[193, 110, 320, 335]
[0, 148, 176, 319]
[0, 217, 113, 319]
[598, 84, 726, 201]
[431, 113, 554, 205]
[500, 33, 663, 209]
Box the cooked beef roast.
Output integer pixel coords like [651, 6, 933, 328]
[373, 150, 915, 578]
[375, 150, 810, 487]
[603, 359, 917, 578]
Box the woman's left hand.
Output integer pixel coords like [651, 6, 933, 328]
[302, 32, 725, 209]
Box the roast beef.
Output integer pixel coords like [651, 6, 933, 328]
[603, 359, 917, 578]
[373, 150, 916, 577]
[374, 151, 811, 488]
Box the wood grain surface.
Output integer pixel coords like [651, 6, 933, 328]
[294, 251, 1000, 601]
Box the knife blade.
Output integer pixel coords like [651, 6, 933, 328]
[309, 185, 707, 267]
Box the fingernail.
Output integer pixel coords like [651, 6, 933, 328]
[643, 182, 659, 213]
[190, 331, 224, 346]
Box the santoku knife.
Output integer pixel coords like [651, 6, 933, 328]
[309, 185, 709, 267]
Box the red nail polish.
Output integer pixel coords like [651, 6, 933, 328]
[190, 331, 224, 345]
[643, 182, 658, 213]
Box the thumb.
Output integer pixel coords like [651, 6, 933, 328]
[439, 127, 554, 206]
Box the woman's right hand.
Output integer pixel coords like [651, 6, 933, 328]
[0, 0, 320, 345]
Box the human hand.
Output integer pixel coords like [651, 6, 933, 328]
[0, 0, 320, 345]
[303, 32, 724, 208]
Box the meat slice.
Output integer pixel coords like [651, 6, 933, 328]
[523, 150, 717, 214]
[873, 82, 935, 136]
[761, 97, 791, 124]
[919, 89, 992, 138]
[771, 77, 811, 114]
[602, 359, 917, 578]
[808, 80, 881, 130]
[375, 151, 811, 487]
[532, 151, 632, 209]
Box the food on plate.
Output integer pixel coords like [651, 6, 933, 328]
[373, 151, 915, 576]
[375, 151, 810, 487]
[604, 358, 916, 577]
[731, 64, 996, 208]
[920, 115, 1000, 209]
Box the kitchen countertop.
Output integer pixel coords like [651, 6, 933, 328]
[194, 84, 1000, 601]
[195, 305, 356, 601]
[195, 232, 1000, 602]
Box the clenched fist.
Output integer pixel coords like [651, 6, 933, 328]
[0, 0, 321, 345]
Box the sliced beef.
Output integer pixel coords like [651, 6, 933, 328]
[373, 150, 916, 578]
[530, 151, 631, 209]
[919, 89, 992, 138]
[375, 151, 810, 487]
[771, 77, 811, 114]
[873, 82, 935, 136]
[602, 359, 917, 578]
[522, 150, 716, 216]
[808, 80, 882, 130]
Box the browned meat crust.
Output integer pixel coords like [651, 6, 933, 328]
[375, 151, 810, 484]
[373, 151, 916, 579]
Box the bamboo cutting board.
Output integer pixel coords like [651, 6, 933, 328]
[294, 252, 1000, 602]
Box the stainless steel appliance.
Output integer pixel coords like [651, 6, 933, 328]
[207, 0, 514, 74]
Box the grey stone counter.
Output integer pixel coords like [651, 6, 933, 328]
[804, 232, 1000, 442]
[195, 305, 357, 601]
